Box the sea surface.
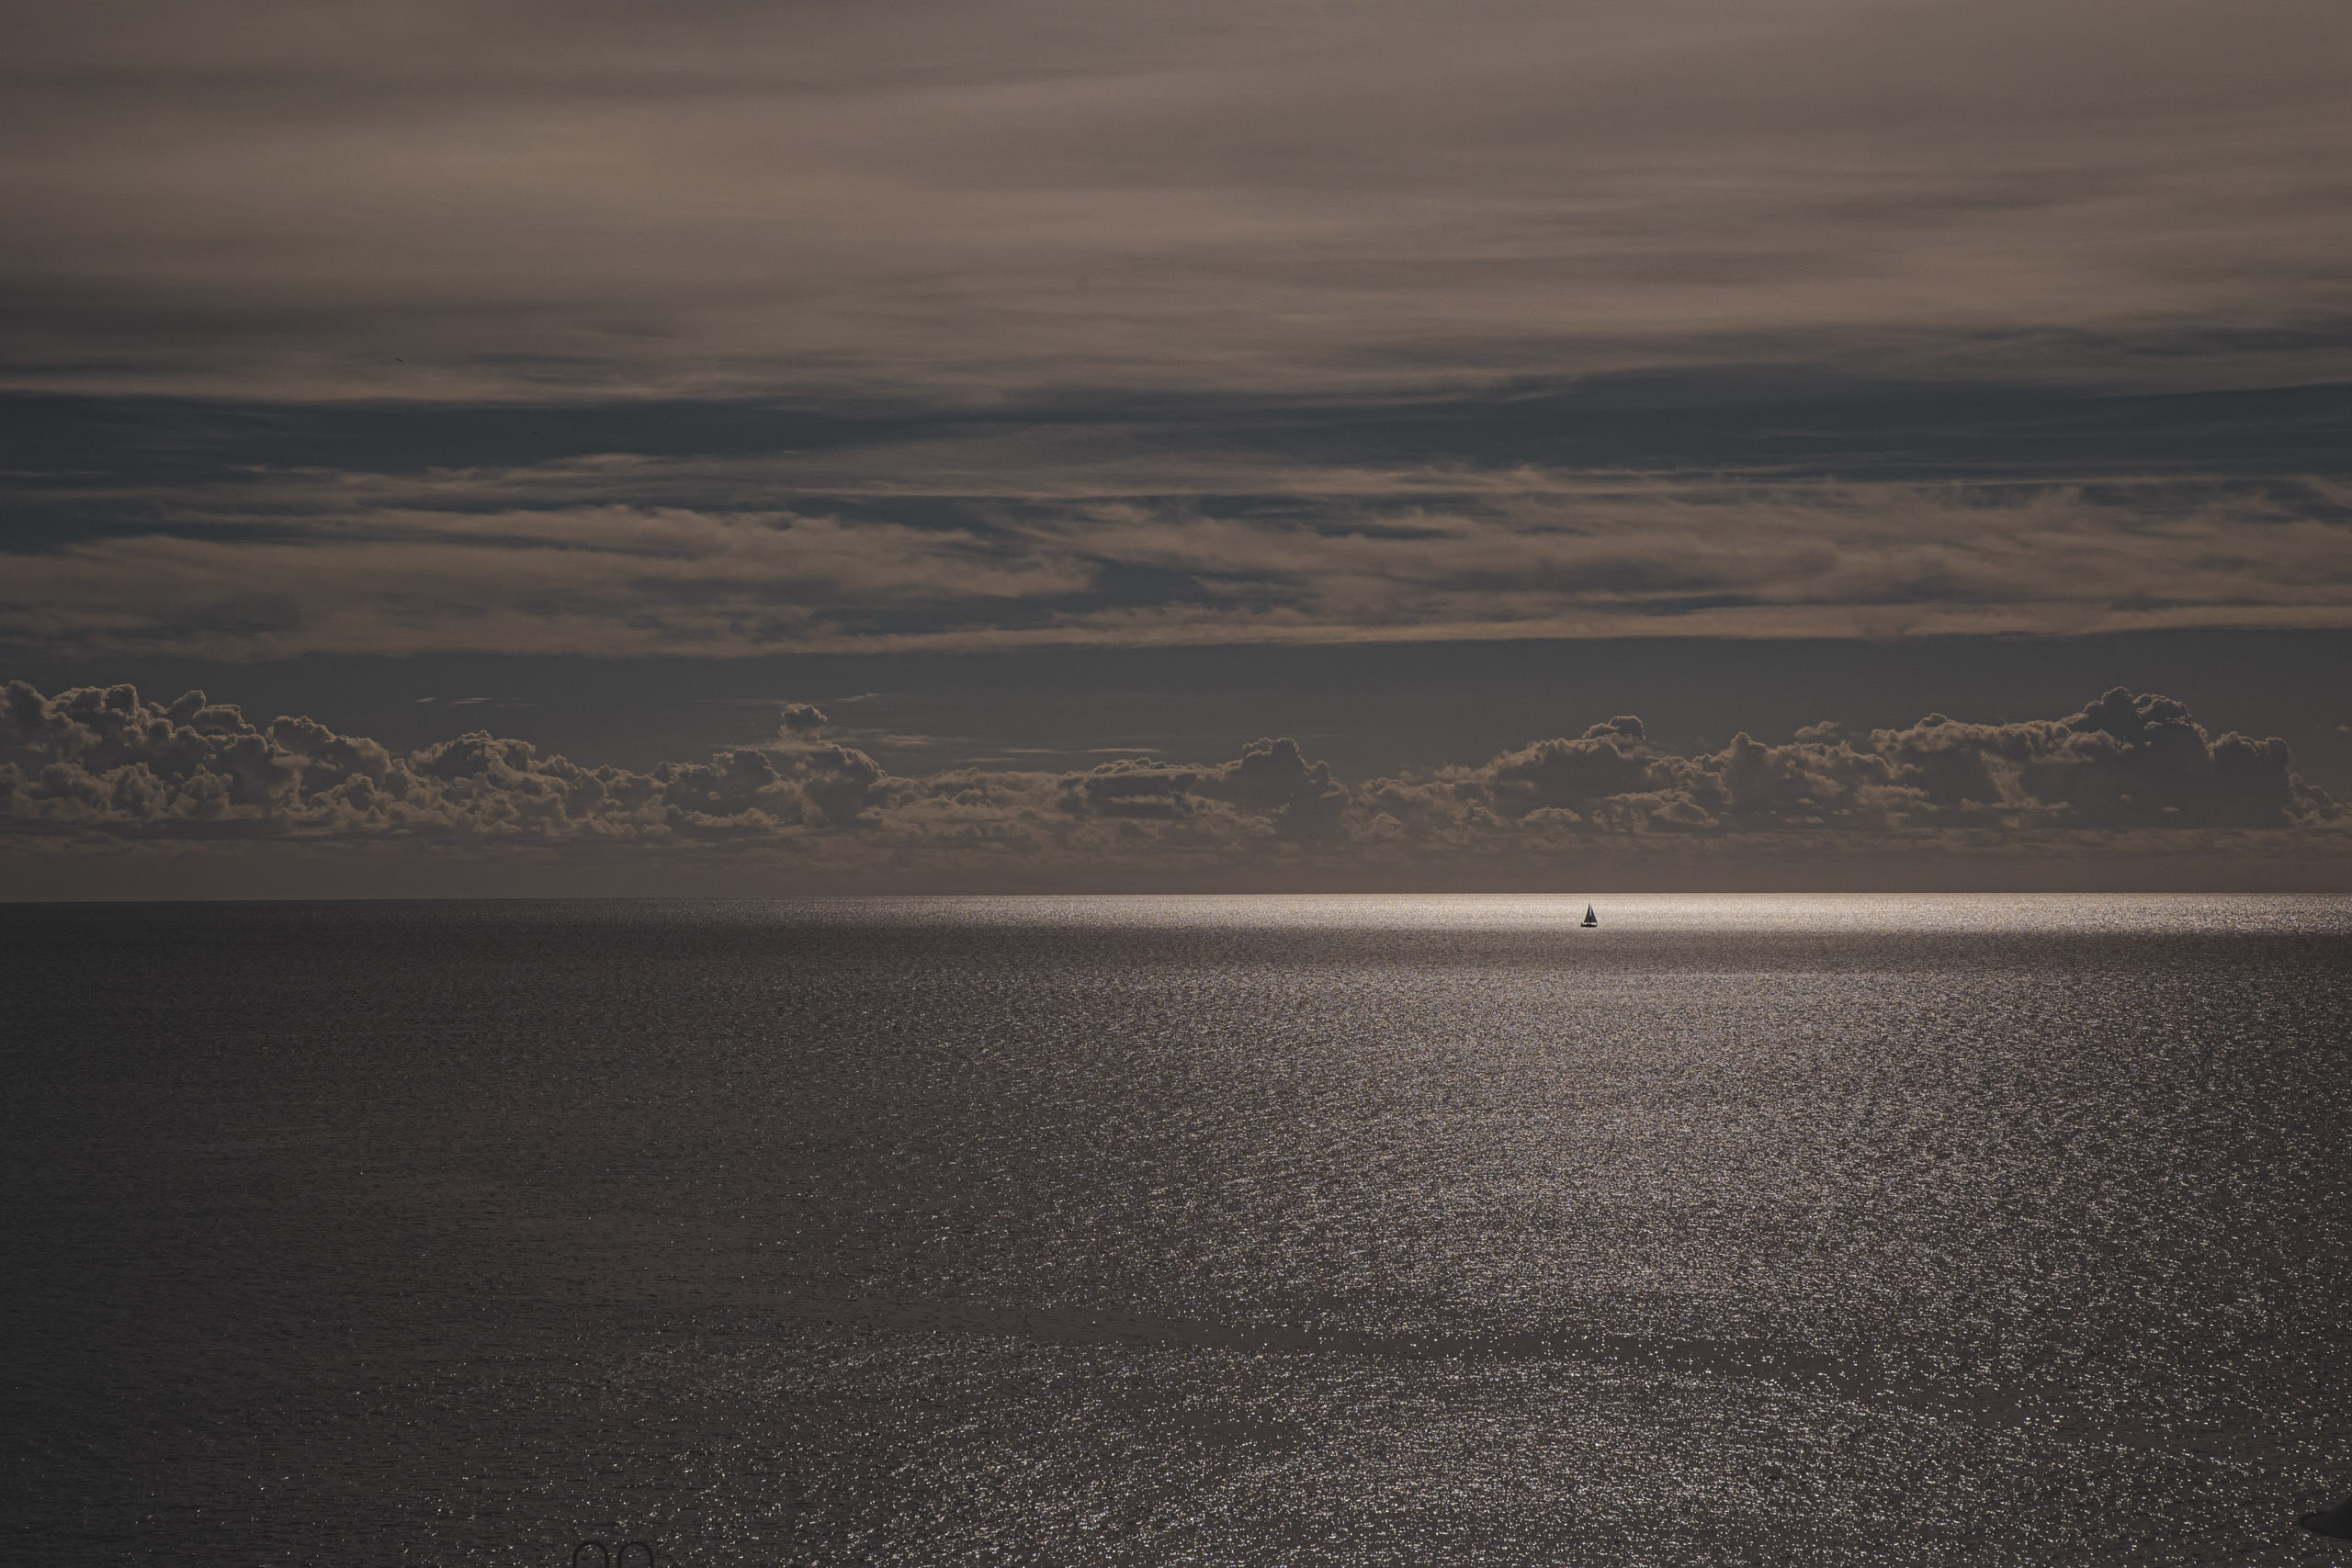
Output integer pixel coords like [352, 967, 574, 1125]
[6, 895, 2350, 1567]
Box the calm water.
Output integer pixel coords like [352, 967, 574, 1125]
[7, 895, 2350, 1566]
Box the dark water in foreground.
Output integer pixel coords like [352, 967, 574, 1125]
[6, 895, 2350, 1567]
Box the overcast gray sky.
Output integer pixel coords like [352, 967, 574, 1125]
[4, 0, 2348, 892]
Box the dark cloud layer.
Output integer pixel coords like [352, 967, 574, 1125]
[4, 388, 2346, 659]
[7, 682, 2336, 886]
[7, 0, 2349, 404]
[3, 2, 2346, 661]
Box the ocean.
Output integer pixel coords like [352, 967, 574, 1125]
[6, 895, 2349, 1566]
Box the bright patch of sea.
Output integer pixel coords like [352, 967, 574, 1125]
[7, 895, 2349, 1565]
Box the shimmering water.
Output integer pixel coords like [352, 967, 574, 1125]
[7, 895, 2350, 1566]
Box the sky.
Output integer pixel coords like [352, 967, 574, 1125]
[4, 0, 2349, 895]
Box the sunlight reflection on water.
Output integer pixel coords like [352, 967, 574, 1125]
[8, 896, 2350, 1565]
[760, 891, 2352, 934]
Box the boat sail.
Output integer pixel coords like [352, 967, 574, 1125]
[2302, 1495, 2352, 1540]
[1581, 904, 1599, 928]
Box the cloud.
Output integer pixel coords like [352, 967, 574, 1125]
[1365, 689, 2340, 847]
[6, 682, 2337, 879]
[0, 502, 1101, 658]
[1056, 737, 1349, 840]
[5, 379, 2345, 662]
[3, 0, 2348, 404]
[4, 465, 2347, 659]
[777, 703, 829, 735]
[0, 679, 884, 842]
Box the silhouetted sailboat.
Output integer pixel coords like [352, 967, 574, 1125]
[1580, 904, 1599, 928]
[2302, 1495, 2352, 1540]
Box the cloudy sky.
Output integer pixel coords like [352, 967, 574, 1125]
[4, 0, 2348, 894]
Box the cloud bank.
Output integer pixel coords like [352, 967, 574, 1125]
[6, 681, 2338, 885]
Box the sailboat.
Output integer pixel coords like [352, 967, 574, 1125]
[1580, 903, 1599, 928]
[2302, 1495, 2352, 1540]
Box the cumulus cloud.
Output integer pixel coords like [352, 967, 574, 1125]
[5, 682, 2337, 876]
[1055, 737, 1349, 841]
[1363, 688, 2341, 850]
[0, 680, 886, 843]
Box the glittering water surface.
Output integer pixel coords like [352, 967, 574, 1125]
[8, 895, 2351, 1566]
